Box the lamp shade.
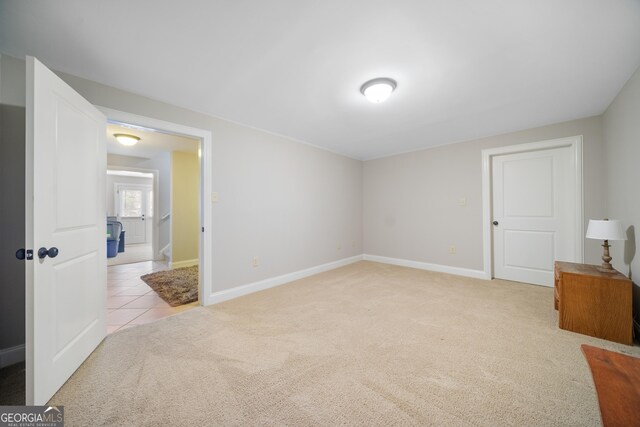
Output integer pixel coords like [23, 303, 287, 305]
[585, 220, 626, 241]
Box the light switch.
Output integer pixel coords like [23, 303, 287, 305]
[211, 192, 219, 202]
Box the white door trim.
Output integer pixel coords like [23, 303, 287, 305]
[481, 136, 584, 280]
[108, 167, 160, 257]
[97, 106, 214, 306]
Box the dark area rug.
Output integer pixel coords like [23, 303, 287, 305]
[141, 265, 198, 307]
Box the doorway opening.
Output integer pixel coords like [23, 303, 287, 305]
[107, 170, 155, 266]
[104, 119, 205, 333]
[23, 57, 214, 405]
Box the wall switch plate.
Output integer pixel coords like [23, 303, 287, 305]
[449, 245, 457, 254]
[252, 256, 259, 267]
[211, 192, 219, 202]
[458, 197, 467, 206]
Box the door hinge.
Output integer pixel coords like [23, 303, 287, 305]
[201, 227, 205, 232]
[16, 248, 34, 261]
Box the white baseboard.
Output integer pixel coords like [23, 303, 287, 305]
[171, 258, 198, 269]
[0, 344, 25, 368]
[363, 254, 487, 280]
[208, 255, 364, 304]
[206, 254, 486, 306]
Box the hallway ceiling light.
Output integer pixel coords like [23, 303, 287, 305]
[114, 133, 140, 146]
[360, 78, 397, 104]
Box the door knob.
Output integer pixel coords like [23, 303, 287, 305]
[492, 221, 499, 226]
[37, 247, 59, 259]
[15, 249, 33, 260]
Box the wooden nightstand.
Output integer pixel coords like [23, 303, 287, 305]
[554, 261, 633, 345]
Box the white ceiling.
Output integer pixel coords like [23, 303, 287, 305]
[107, 123, 199, 158]
[1, 1, 639, 160]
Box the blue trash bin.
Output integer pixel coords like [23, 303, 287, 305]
[106, 220, 123, 258]
[107, 239, 118, 258]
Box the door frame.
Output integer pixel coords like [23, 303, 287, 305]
[98, 106, 213, 306]
[481, 136, 584, 280]
[108, 168, 160, 257]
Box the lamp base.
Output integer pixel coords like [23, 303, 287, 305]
[596, 265, 618, 274]
[597, 240, 616, 273]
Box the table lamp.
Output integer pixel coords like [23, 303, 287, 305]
[585, 219, 627, 273]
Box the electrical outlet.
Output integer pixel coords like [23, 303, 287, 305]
[449, 245, 457, 254]
[352, 240, 356, 248]
[458, 197, 467, 206]
[211, 192, 219, 203]
[337, 243, 342, 251]
[252, 256, 259, 267]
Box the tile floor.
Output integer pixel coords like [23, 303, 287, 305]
[107, 260, 198, 334]
[107, 243, 154, 266]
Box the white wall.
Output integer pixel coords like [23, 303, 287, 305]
[363, 116, 605, 272]
[0, 54, 363, 295]
[603, 65, 640, 327]
[108, 153, 171, 254]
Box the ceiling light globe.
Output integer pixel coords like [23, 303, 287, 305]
[114, 134, 140, 146]
[360, 78, 397, 104]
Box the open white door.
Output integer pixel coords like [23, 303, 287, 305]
[26, 57, 107, 405]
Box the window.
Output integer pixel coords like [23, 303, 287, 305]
[120, 189, 143, 217]
[115, 184, 152, 219]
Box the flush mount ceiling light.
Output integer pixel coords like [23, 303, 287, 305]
[360, 77, 397, 103]
[114, 133, 140, 146]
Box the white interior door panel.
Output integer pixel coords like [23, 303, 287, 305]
[26, 57, 107, 404]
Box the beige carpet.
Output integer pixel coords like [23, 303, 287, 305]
[50, 261, 639, 426]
